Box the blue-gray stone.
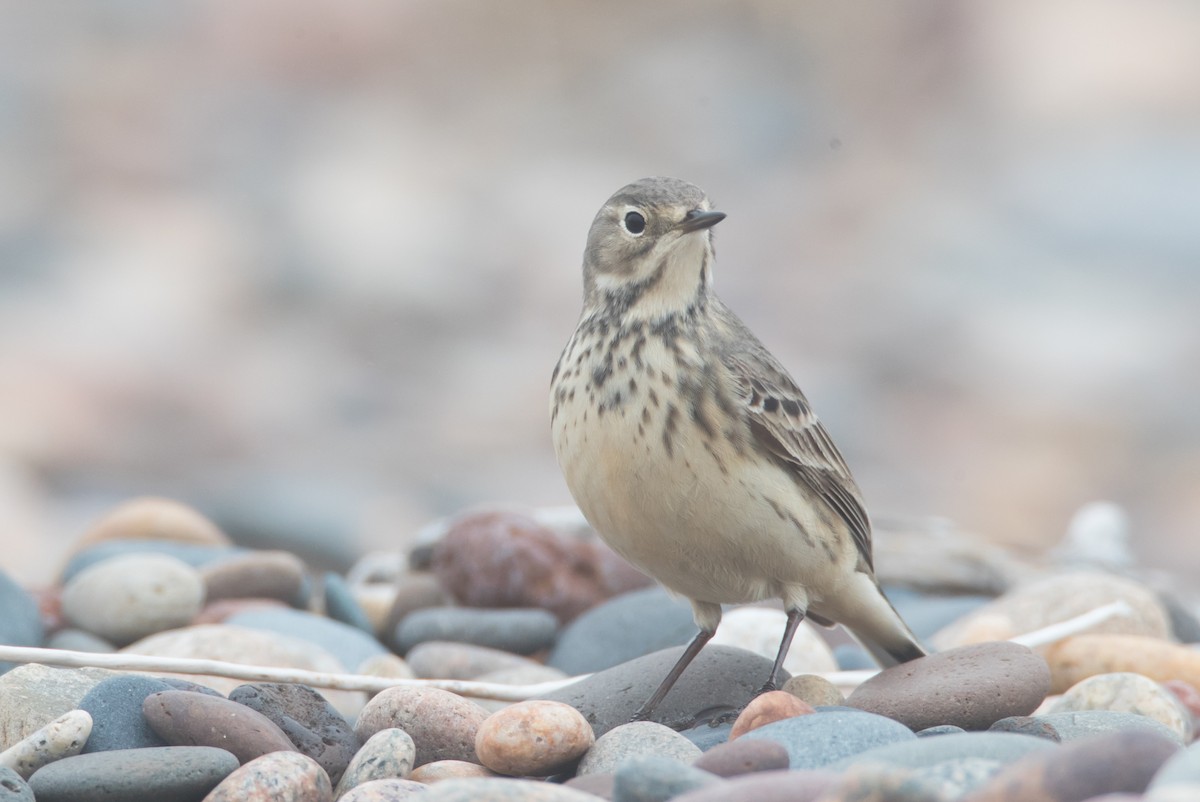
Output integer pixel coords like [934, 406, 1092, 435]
[740, 709, 915, 770]
[28, 746, 238, 801]
[829, 731, 1058, 770]
[0, 569, 44, 674]
[225, 607, 388, 670]
[1038, 710, 1184, 744]
[917, 724, 966, 738]
[547, 587, 696, 674]
[612, 756, 720, 802]
[79, 675, 173, 752]
[61, 541, 241, 583]
[678, 719, 733, 752]
[0, 767, 33, 802]
[44, 629, 114, 654]
[394, 606, 558, 656]
[1148, 739, 1200, 791]
[322, 572, 374, 633]
[911, 757, 1002, 798]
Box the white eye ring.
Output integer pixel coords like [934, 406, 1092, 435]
[621, 208, 646, 236]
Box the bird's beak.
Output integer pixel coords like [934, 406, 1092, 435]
[679, 209, 726, 232]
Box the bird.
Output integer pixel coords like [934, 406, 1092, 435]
[550, 177, 926, 720]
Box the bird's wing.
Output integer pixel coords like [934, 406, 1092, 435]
[725, 351, 875, 573]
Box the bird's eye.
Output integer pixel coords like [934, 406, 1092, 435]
[623, 211, 646, 235]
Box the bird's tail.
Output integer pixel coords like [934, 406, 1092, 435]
[835, 572, 928, 667]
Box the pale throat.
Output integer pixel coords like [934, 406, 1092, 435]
[610, 233, 713, 323]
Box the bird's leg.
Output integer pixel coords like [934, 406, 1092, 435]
[757, 607, 805, 694]
[632, 627, 714, 721]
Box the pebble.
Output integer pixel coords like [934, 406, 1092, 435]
[967, 729, 1180, 801]
[1147, 740, 1200, 798]
[815, 763, 943, 802]
[27, 746, 238, 802]
[709, 607, 836, 675]
[393, 607, 559, 656]
[577, 722, 701, 776]
[1044, 633, 1200, 694]
[143, 690, 297, 763]
[912, 757, 1001, 797]
[828, 731, 1056, 770]
[611, 756, 719, 802]
[0, 767, 32, 802]
[671, 769, 838, 802]
[562, 772, 614, 797]
[339, 779, 429, 801]
[76, 497, 231, 549]
[846, 641, 1051, 730]
[383, 575, 452, 652]
[677, 721, 733, 753]
[61, 554, 205, 646]
[0, 710, 92, 779]
[540, 644, 781, 734]
[201, 551, 307, 604]
[475, 701, 593, 777]
[405, 642, 543, 680]
[994, 710, 1183, 744]
[322, 572, 376, 634]
[932, 571, 1171, 649]
[407, 761, 497, 784]
[0, 665, 115, 749]
[0, 570, 44, 674]
[355, 687, 489, 767]
[729, 691, 814, 739]
[193, 598, 290, 625]
[546, 587, 701, 675]
[916, 724, 966, 737]
[356, 653, 417, 679]
[61, 541, 239, 584]
[78, 675, 172, 752]
[228, 683, 359, 785]
[417, 777, 603, 801]
[43, 628, 114, 653]
[226, 608, 390, 671]
[429, 510, 649, 623]
[781, 674, 845, 708]
[334, 728, 416, 797]
[1048, 671, 1194, 742]
[203, 750, 332, 802]
[692, 738, 790, 777]
[986, 715, 1061, 742]
[739, 708, 915, 770]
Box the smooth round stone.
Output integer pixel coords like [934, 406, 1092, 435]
[143, 690, 296, 763]
[194, 598, 290, 625]
[846, 641, 1050, 731]
[933, 571, 1172, 649]
[355, 687, 489, 767]
[61, 554, 205, 646]
[417, 777, 604, 801]
[352, 584, 401, 637]
[998, 710, 1183, 744]
[692, 738, 789, 778]
[612, 756, 719, 801]
[0, 665, 117, 750]
[356, 653, 417, 679]
[394, 607, 558, 656]
[429, 510, 650, 624]
[1049, 672, 1193, 742]
[27, 746, 238, 802]
[828, 731, 1056, 770]
[475, 701, 593, 777]
[407, 760, 497, 784]
[986, 715, 1061, 741]
[75, 498, 231, 551]
[0, 570, 44, 674]
[78, 675, 172, 752]
[547, 588, 702, 675]
[740, 709, 914, 770]
[563, 772, 614, 797]
[340, 779, 429, 801]
[729, 691, 814, 739]
[322, 572, 375, 634]
[226, 608, 389, 671]
[334, 728, 416, 796]
[915, 725, 966, 738]
[44, 629, 114, 653]
[678, 720, 733, 752]
[911, 757, 1001, 797]
[203, 750, 332, 802]
[0, 710, 91, 779]
[709, 607, 836, 675]
[781, 674, 845, 708]
[540, 645, 784, 734]
[670, 769, 838, 802]
[0, 767, 32, 801]
[228, 683, 359, 784]
[1045, 634, 1200, 694]
[201, 551, 307, 604]
[406, 642, 543, 680]
[61, 541, 241, 584]
[578, 722, 701, 776]
[1147, 740, 1200, 794]
[968, 730, 1180, 802]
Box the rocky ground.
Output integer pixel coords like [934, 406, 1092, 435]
[1, 496, 1199, 801]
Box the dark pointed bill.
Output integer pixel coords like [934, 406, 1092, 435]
[679, 209, 726, 232]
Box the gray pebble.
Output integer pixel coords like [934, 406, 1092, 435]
[0, 767, 32, 802]
[0, 665, 116, 749]
[394, 607, 558, 656]
[910, 757, 1002, 797]
[61, 555, 205, 646]
[579, 722, 701, 776]
[335, 728, 416, 797]
[829, 731, 1058, 770]
[60, 541, 240, 583]
[78, 675, 172, 753]
[323, 572, 376, 633]
[227, 607, 389, 670]
[916, 725, 966, 738]
[612, 756, 720, 802]
[27, 746, 238, 801]
[43, 629, 114, 654]
[1148, 739, 1200, 793]
[0, 571, 43, 675]
[547, 587, 696, 675]
[740, 708, 915, 770]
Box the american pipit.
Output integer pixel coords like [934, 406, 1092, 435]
[550, 177, 926, 719]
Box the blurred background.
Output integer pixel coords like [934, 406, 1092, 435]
[1, 0, 1197, 584]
